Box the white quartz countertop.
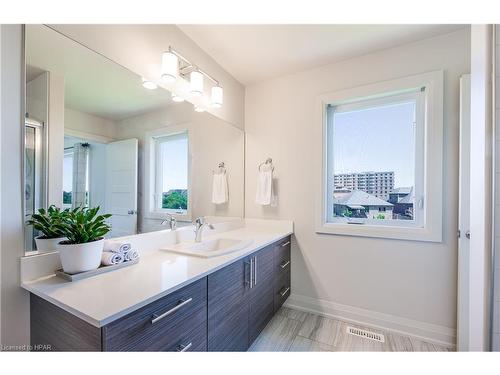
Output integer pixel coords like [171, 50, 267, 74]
[22, 221, 292, 328]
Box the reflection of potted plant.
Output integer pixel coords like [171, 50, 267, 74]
[56, 206, 111, 274]
[27, 205, 69, 253]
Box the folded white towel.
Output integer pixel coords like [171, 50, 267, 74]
[124, 249, 140, 262]
[255, 167, 277, 206]
[101, 251, 124, 266]
[104, 240, 131, 254]
[212, 172, 229, 204]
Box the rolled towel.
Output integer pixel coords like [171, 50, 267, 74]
[101, 251, 124, 266]
[124, 249, 140, 262]
[104, 240, 131, 254]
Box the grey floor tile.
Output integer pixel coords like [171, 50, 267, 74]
[249, 307, 455, 352]
[297, 313, 343, 346]
[248, 314, 302, 352]
[276, 306, 308, 322]
[288, 336, 335, 352]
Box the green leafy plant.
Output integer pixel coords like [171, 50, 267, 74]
[27, 205, 70, 239]
[58, 206, 112, 244]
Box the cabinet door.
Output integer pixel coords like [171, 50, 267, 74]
[208, 258, 250, 351]
[248, 244, 275, 345]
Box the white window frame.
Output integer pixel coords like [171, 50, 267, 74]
[315, 70, 444, 242]
[144, 124, 192, 222]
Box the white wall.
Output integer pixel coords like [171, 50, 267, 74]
[49, 24, 245, 130]
[65, 107, 118, 141]
[116, 103, 245, 233]
[47, 73, 65, 208]
[0, 24, 30, 348]
[244, 29, 470, 345]
[493, 24, 500, 352]
[26, 72, 48, 124]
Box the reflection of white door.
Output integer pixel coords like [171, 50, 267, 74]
[105, 139, 138, 238]
[457, 74, 471, 351]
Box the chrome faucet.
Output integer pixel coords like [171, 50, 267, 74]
[194, 217, 214, 242]
[161, 214, 177, 230]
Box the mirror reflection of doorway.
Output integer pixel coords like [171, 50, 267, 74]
[24, 118, 45, 251]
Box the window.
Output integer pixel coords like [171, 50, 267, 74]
[316, 71, 443, 242]
[63, 149, 73, 209]
[327, 91, 423, 226]
[153, 131, 189, 215]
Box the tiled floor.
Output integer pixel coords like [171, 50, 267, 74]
[248, 307, 454, 352]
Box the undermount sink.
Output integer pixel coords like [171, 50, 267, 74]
[161, 238, 254, 258]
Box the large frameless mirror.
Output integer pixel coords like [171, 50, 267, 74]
[23, 25, 245, 254]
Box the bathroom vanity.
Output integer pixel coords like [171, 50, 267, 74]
[23, 221, 292, 351]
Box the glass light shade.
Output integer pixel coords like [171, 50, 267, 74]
[161, 51, 178, 82]
[142, 78, 158, 90]
[190, 71, 204, 96]
[194, 106, 205, 112]
[171, 93, 184, 102]
[211, 86, 223, 108]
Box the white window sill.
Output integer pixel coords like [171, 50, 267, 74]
[315, 222, 442, 242]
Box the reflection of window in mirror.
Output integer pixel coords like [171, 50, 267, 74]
[153, 131, 189, 217]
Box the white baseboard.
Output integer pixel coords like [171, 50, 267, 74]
[284, 293, 456, 348]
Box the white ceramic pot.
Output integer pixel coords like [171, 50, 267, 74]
[35, 236, 66, 253]
[56, 238, 104, 274]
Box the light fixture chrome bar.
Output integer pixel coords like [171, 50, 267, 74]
[168, 46, 220, 86]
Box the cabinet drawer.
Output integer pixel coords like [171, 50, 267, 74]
[274, 236, 291, 276]
[103, 278, 207, 351]
[274, 269, 291, 312]
[164, 321, 207, 352]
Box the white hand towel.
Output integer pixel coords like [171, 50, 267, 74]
[101, 251, 124, 266]
[255, 169, 276, 206]
[212, 172, 229, 204]
[124, 249, 140, 262]
[104, 240, 131, 254]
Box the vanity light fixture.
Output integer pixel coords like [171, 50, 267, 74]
[165, 46, 223, 110]
[211, 85, 223, 108]
[171, 92, 185, 102]
[141, 78, 158, 90]
[161, 49, 178, 83]
[190, 70, 204, 97]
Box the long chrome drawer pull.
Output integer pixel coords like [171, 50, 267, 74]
[177, 342, 193, 352]
[151, 298, 193, 324]
[249, 258, 254, 288]
[280, 260, 291, 269]
[254, 256, 257, 285]
[281, 241, 291, 247]
[244, 260, 251, 286]
[279, 287, 290, 297]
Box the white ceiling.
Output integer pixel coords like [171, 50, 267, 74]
[178, 25, 467, 85]
[26, 25, 172, 121]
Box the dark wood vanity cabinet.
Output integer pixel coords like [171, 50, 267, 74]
[207, 257, 250, 351]
[30, 235, 291, 352]
[274, 236, 292, 312]
[248, 244, 275, 345]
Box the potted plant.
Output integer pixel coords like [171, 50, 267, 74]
[27, 205, 69, 253]
[56, 206, 112, 274]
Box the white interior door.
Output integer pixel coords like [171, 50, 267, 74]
[457, 74, 471, 351]
[105, 138, 138, 238]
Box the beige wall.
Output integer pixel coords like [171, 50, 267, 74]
[50, 24, 245, 130]
[116, 103, 245, 233]
[244, 29, 470, 341]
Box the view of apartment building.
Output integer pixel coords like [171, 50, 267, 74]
[334, 171, 395, 200]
